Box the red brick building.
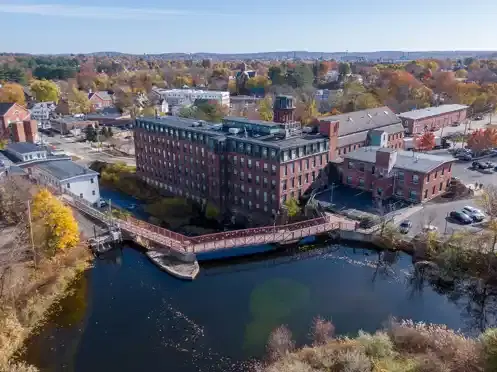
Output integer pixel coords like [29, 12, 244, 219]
[88, 91, 113, 111]
[319, 107, 406, 156]
[0, 103, 37, 143]
[399, 104, 468, 135]
[340, 147, 455, 203]
[134, 95, 337, 221]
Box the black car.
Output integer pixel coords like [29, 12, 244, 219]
[449, 211, 472, 224]
[399, 220, 412, 234]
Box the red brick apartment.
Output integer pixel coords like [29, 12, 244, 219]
[134, 96, 337, 221]
[88, 91, 113, 111]
[399, 104, 468, 135]
[319, 107, 406, 156]
[340, 147, 455, 203]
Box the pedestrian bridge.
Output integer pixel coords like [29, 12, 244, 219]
[60, 190, 357, 255]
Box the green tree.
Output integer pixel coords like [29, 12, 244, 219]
[85, 125, 98, 142]
[338, 62, 351, 76]
[141, 106, 156, 117]
[30, 79, 60, 103]
[258, 96, 274, 121]
[68, 87, 91, 114]
[455, 69, 468, 79]
[32, 188, 79, 256]
[284, 198, 300, 217]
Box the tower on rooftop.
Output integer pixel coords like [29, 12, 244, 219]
[273, 95, 296, 124]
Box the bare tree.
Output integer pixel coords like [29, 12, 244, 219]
[310, 316, 335, 346]
[266, 325, 295, 361]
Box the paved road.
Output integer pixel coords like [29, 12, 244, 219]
[396, 199, 485, 237]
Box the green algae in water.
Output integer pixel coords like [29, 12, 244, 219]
[244, 278, 310, 354]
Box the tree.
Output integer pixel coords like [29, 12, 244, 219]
[257, 96, 273, 121]
[338, 62, 351, 76]
[467, 128, 497, 153]
[68, 87, 91, 114]
[178, 105, 197, 118]
[355, 93, 381, 110]
[455, 69, 468, 79]
[85, 125, 98, 142]
[172, 75, 193, 88]
[30, 79, 59, 103]
[141, 106, 156, 117]
[32, 188, 79, 256]
[416, 132, 437, 151]
[0, 83, 26, 106]
[284, 198, 300, 217]
[297, 98, 318, 126]
[195, 102, 226, 123]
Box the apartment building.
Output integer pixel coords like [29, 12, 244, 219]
[134, 95, 337, 220]
[340, 147, 455, 203]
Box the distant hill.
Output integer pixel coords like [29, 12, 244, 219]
[85, 50, 497, 61]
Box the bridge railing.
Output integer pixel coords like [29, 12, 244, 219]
[123, 216, 189, 245]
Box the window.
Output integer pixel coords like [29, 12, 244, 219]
[348, 161, 354, 169]
[397, 171, 404, 182]
[79, 193, 83, 198]
[92, 190, 96, 195]
[427, 174, 430, 182]
[377, 187, 383, 196]
[271, 165, 276, 175]
[264, 163, 268, 173]
[424, 189, 428, 199]
[359, 163, 365, 172]
[439, 182, 443, 191]
[346, 176, 352, 184]
[412, 175, 419, 184]
[90, 178, 94, 184]
[67, 183, 70, 189]
[359, 178, 365, 187]
[409, 190, 417, 200]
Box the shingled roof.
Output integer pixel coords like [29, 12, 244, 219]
[0, 103, 15, 116]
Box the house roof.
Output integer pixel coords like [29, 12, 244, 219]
[342, 146, 454, 173]
[34, 160, 98, 181]
[320, 106, 402, 137]
[337, 123, 405, 148]
[7, 142, 44, 154]
[89, 91, 113, 101]
[0, 103, 15, 116]
[398, 104, 468, 120]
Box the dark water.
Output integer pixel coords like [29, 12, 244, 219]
[19, 244, 491, 372]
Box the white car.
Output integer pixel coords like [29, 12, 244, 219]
[461, 206, 485, 222]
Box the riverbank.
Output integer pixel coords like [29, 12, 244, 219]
[0, 244, 91, 372]
[261, 319, 497, 372]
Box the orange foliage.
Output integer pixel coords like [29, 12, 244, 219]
[467, 128, 497, 152]
[415, 132, 436, 151]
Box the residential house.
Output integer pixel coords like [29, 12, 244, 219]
[88, 90, 113, 111]
[0, 103, 37, 143]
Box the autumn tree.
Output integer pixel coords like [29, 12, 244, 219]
[32, 188, 79, 256]
[455, 69, 468, 79]
[338, 62, 351, 76]
[172, 75, 193, 88]
[297, 98, 318, 126]
[257, 96, 274, 121]
[30, 79, 59, 103]
[467, 128, 497, 153]
[415, 132, 436, 151]
[0, 83, 26, 106]
[68, 87, 91, 114]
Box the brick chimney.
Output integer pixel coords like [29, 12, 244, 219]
[23, 120, 38, 143]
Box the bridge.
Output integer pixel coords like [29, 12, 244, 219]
[59, 189, 357, 255]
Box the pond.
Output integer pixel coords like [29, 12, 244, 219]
[19, 244, 495, 372]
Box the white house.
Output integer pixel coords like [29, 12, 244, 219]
[6, 142, 47, 162]
[31, 160, 100, 205]
[29, 102, 56, 129]
[152, 88, 230, 108]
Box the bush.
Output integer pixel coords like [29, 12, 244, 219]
[310, 316, 335, 346]
[334, 349, 371, 372]
[481, 328, 497, 371]
[267, 325, 295, 362]
[357, 330, 396, 359]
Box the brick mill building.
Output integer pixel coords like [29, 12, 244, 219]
[399, 104, 468, 134]
[339, 147, 455, 203]
[134, 96, 337, 221]
[319, 107, 406, 156]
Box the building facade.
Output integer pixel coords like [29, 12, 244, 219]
[319, 106, 406, 156]
[134, 96, 336, 220]
[31, 160, 100, 204]
[88, 91, 114, 111]
[399, 104, 468, 134]
[153, 89, 230, 108]
[30, 102, 56, 129]
[6, 142, 47, 162]
[339, 147, 455, 203]
[0, 103, 34, 142]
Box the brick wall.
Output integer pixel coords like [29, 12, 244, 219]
[403, 109, 467, 134]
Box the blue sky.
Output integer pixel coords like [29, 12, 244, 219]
[1, 0, 497, 54]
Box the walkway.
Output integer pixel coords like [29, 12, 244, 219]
[60, 189, 357, 254]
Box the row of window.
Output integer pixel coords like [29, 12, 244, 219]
[281, 172, 317, 190]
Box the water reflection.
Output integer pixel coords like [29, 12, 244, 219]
[17, 244, 497, 372]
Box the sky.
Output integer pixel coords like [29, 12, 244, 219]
[1, 0, 497, 54]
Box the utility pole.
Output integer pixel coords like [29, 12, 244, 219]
[330, 182, 335, 205]
[27, 200, 36, 269]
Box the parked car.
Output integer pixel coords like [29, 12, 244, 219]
[96, 199, 108, 208]
[423, 225, 438, 232]
[399, 220, 412, 234]
[461, 206, 485, 222]
[449, 211, 473, 224]
[475, 115, 484, 120]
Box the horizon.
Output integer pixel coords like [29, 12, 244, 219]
[1, 0, 497, 54]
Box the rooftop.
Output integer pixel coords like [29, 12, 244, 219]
[0, 102, 15, 116]
[337, 123, 405, 148]
[7, 142, 44, 154]
[153, 88, 229, 95]
[137, 116, 329, 149]
[398, 104, 468, 120]
[320, 106, 402, 137]
[342, 146, 454, 173]
[35, 160, 98, 181]
[89, 91, 113, 101]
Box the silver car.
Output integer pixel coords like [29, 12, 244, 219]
[461, 206, 485, 222]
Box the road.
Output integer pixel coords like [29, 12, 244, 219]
[44, 134, 136, 167]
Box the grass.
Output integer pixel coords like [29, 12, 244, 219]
[0, 244, 91, 371]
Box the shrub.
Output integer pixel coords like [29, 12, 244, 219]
[481, 328, 497, 371]
[334, 349, 371, 372]
[310, 316, 335, 346]
[357, 330, 396, 359]
[267, 325, 295, 362]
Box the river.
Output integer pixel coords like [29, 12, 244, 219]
[18, 243, 497, 372]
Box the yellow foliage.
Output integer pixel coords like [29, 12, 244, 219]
[32, 188, 79, 254]
[0, 83, 26, 106]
